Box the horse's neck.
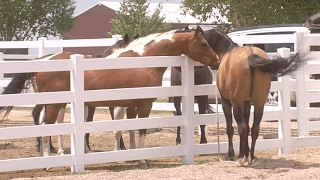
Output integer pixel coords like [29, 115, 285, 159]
[216, 42, 236, 59]
[143, 39, 188, 57]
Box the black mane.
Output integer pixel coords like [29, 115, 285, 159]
[204, 28, 238, 55]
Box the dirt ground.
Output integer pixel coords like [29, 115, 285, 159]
[1, 107, 320, 180]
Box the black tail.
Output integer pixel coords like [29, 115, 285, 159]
[0, 73, 33, 118]
[248, 53, 305, 77]
[206, 104, 215, 114]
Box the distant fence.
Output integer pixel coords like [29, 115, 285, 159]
[1, 31, 320, 173]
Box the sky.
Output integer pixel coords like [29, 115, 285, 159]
[74, 0, 183, 16]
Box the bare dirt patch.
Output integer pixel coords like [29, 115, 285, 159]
[1, 107, 320, 180]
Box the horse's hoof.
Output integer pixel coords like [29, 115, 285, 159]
[58, 150, 65, 155]
[45, 167, 52, 171]
[200, 138, 208, 144]
[50, 147, 57, 153]
[225, 156, 234, 161]
[247, 156, 252, 165]
[237, 158, 246, 166]
[200, 139, 207, 144]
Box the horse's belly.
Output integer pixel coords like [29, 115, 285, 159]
[85, 98, 157, 107]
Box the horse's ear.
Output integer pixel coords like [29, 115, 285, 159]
[123, 33, 130, 43]
[195, 25, 205, 35]
[134, 34, 139, 39]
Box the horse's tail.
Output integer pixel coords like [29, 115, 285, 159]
[206, 104, 215, 114]
[0, 73, 33, 118]
[248, 53, 305, 77]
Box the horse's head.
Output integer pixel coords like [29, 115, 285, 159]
[186, 25, 219, 66]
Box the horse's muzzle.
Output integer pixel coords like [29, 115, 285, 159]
[209, 62, 220, 70]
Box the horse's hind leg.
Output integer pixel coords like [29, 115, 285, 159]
[244, 101, 251, 162]
[221, 97, 234, 160]
[197, 95, 209, 144]
[249, 107, 264, 165]
[85, 106, 96, 151]
[173, 96, 182, 145]
[232, 104, 249, 166]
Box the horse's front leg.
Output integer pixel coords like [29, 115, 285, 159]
[41, 104, 62, 171]
[136, 102, 153, 168]
[197, 95, 209, 144]
[85, 106, 96, 151]
[221, 97, 234, 161]
[56, 108, 66, 155]
[113, 107, 127, 151]
[173, 96, 182, 145]
[126, 107, 137, 149]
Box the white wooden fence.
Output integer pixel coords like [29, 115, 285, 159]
[0, 30, 320, 173]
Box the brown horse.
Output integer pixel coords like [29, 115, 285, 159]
[1, 25, 219, 167]
[2, 34, 139, 154]
[170, 66, 214, 145]
[204, 28, 305, 166]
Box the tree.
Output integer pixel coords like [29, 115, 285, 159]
[182, 0, 320, 32]
[109, 0, 172, 37]
[0, 0, 76, 41]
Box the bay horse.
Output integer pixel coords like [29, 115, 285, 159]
[30, 34, 139, 152]
[1, 25, 219, 167]
[204, 28, 305, 166]
[1, 34, 138, 154]
[170, 66, 214, 145]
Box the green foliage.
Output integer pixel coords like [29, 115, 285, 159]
[0, 0, 76, 41]
[182, 0, 320, 32]
[109, 0, 172, 37]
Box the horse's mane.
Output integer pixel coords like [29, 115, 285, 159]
[107, 29, 182, 58]
[204, 28, 238, 53]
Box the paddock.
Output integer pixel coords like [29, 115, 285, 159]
[1, 30, 320, 179]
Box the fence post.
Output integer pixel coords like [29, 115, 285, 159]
[38, 37, 47, 57]
[295, 31, 310, 136]
[70, 54, 85, 173]
[277, 48, 291, 154]
[181, 55, 195, 164]
[0, 52, 4, 80]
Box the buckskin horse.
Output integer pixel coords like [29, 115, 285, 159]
[205, 28, 305, 166]
[0, 25, 219, 168]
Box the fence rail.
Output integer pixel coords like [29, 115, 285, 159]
[0, 30, 320, 173]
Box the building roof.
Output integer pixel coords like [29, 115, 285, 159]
[76, 1, 227, 24]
